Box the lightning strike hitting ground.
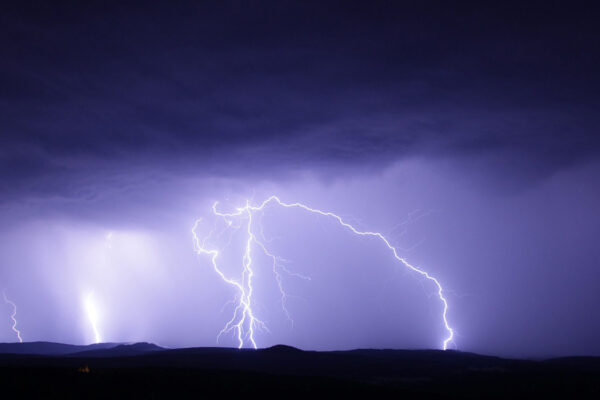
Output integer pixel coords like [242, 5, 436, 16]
[2, 290, 23, 343]
[192, 196, 454, 350]
[84, 292, 102, 344]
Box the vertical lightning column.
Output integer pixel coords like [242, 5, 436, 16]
[84, 292, 102, 344]
[192, 203, 269, 349]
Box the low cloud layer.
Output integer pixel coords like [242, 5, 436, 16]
[1, 1, 599, 203]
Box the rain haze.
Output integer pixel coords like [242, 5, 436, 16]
[1, 1, 599, 358]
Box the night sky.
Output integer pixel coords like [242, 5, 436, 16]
[1, 1, 599, 357]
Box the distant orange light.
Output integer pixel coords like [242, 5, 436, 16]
[77, 365, 90, 373]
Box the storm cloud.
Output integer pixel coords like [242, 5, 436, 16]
[2, 1, 599, 200]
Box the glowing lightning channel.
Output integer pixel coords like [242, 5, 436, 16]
[2, 290, 23, 343]
[192, 196, 454, 350]
[84, 292, 102, 344]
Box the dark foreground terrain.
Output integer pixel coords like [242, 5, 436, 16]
[0, 342, 598, 398]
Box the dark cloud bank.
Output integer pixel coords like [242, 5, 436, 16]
[1, 1, 599, 199]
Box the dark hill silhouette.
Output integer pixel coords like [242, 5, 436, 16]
[67, 342, 165, 357]
[262, 344, 304, 353]
[0, 341, 119, 356]
[0, 342, 598, 398]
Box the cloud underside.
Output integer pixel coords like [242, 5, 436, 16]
[0, 1, 598, 198]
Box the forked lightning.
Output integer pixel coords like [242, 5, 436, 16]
[192, 196, 454, 350]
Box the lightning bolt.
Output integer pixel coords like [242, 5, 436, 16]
[2, 290, 23, 343]
[192, 196, 454, 350]
[84, 292, 102, 344]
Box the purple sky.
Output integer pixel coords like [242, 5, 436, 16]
[1, 1, 599, 357]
